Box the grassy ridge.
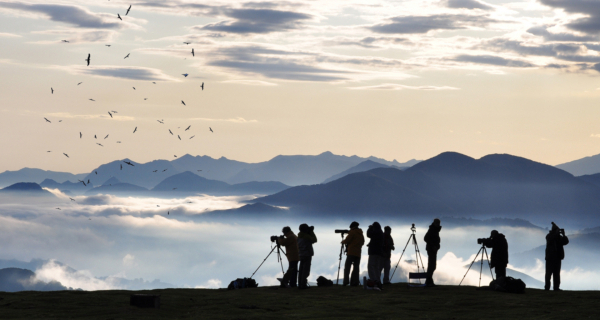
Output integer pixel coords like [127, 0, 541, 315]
[0, 284, 598, 319]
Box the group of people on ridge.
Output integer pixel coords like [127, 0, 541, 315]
[274, 219, 570, 291]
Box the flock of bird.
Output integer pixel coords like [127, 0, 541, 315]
[47, 5, 212, 214]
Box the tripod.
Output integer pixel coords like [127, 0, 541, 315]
[390, 224, 426, 282]
[336, 232, 347, 285]
[458, 244, 494, 287]
[250, 241, 286, 280]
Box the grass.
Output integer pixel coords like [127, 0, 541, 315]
[0, 283, 598, 319]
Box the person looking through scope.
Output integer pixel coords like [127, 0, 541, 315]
[367, 222, 384, 289]
[479, 230, 508, 280]
[341, 221, 364, 286]
[545, 222, 569, 291]
[297, 224, 317, 290]
[424, 218, 441, 287]
[276, 226, 299, 288]
[382, 226, 395, 284]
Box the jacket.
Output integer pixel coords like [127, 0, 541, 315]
[483, 233, 508, 268]
[278, 231, 299, 262]
[424, 224, 442, 252]
[545, 230, 569, 261]
[342, 227, 365, 257]
[297, 231, 317, 258]
[366, 223, 384, 256]
[383, 232, 395, 258]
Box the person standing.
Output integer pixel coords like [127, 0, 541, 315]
[277, 226, 299, 288]
[424, 218, 441, 287]
[382, 226, 395, 284]
[297, 224, 317, 289]
[545, 223, 569, 291]
[342, 221, 365, 286]
[482, 230, 508, 280]
[366, 222, 384, 287]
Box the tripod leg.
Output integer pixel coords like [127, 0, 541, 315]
[336, 243, 344, 285]
[413, 235, 427, 283]
[390, 234, 413, 281]
[250, 245, 278, 279]
[479, 250, 484, 287]
[458, 247, 484, 286]
[483, 247, 495, 281]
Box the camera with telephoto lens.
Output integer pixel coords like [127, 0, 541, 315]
[477, 238, 489, 245]
[270, 235, 280, 242]
[335, 229, 349, 234]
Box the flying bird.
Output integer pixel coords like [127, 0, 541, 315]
[77, 82, 83, 85]
[183, 42, 190, 45]
[181, 100, 186, 106]
[169, 129, 173, 135]
[95, 171, 97, 175]
[87, 179, 90, 184]
[153, 170, 158, 172]
[117, 141, 121, 143]
[105, 44, 111, 47]
[174, 155, 177, 158]
[63, 153, 69, 158]
[209, 127, 213, 133]
[197, 170, 202, 172]
[124, 53, 130, 59]
[144, 98, 147, 100]
[111, 110, 118, 113]
[58, 120, 62, 122]
[133, 87, 136, 90]
[162, 169, 167, 172]
[124, 161, 134, 166]
[178, 135, 181, 140]
[97, 143, 103, 147]
[108, 112, 113, 118]
[56, 208, 61, 210]
[157, 205, 160, 207]
[78, 180, 86, 186]
[173, 187, 177, 189]
[51, 87, 54, 94]
[117, 13, 122, 20]
[185, 125, 190, 131]
[152, 82, 156, 84]
[94, 135, 97, 139]
[157, 120, 164, 124]
[191, 48, 194, 57]
[47, 151, 51, 152]
[133, 127, 137, 133]
[182, 73, 188, 77]
[190, 135, 195, 139]
[70, 198, 75, 201]
[80, 132, 82, 138]
[126, 5, 132, 15]
[44, 118, 51, 123]
[200, 82, 204, 90]
[62, 40, 69, 43]
[168, 211, 169, 215]
[120, 164, 123, 170]
[104, 134, 109, 139]
[85, 54, 90, 66]
[89, 99, 95, 101]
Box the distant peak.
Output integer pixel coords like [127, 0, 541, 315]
[318, 151, 334, 156]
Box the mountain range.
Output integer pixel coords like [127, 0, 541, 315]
[556, 153, 600, 176]
[253, 152, 600, 225]
[0, 168, 87, 188]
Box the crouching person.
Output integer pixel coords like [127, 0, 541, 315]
[297, 224, 317, 289]
[277, 226, 299, 288]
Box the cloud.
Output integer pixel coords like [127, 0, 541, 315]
[591, 134, 600, 138]
[0, 32, 20, 37]
[123, 254, 136, 267]
[222, 79, 278, 86]
[32, 29, 116, 43]
[195, 278, 222, 289]
[527, 25, 598, 42]
[539, 0, 600, 35]
[444, 0, 493, 11]
[453, 54, 536, 68]
[57, 65, 178, 81]
[0, 2, 128, 29]
[349, 83, 459, 90]
[323, 36, 410, 49]
[35, 260, 117, 290]
[369, 14, 496, 34]
[189, 117, 258, 123]
[44, 112, 135, 122]
[197, 8, 312, 34]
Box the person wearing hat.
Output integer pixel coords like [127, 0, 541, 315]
[366, 222, 385, 288]
[424, 218, 442, 287]
[341, 221, 365, 286]
[545, 222, 569, 291]
[277, 226, 299, 288]
[297, 224, 317, 289]
[482, 230, 509, 280]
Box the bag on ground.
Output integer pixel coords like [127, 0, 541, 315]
[316, 276, 333, 287]
[227, 278, 258, 290]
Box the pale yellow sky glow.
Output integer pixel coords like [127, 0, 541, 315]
[2, 0, 600, 173]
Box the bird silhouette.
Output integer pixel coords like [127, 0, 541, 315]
[117, 141, 121, 143]
[44, 118, 51, 123]
[63, 153, 69, 158]
[120, 164, 123, 170]
[47, 151, 51, 152]
[157, 120, 164, 124]
[87, 179, 90, 184]
[95, 171, 97, 174]
[56, 208, 61, 210]
[62, 40, 69, 43]
[200, 82, 204, 90]
[94, 135, 97, 139]
[168, 211, 170, 215]
[77, 82, 83, 85]
[58, 120, 62, 122]
[209, 127, 213, 133]
[197, 170, 202, 172]
[108, 112, 113, 118]
[80, 132, 82, 138]
[124, 53, 130, 59]
[78, 180, 86, 186]
[124, 161, 134, 166]
[104, 134, 109, 139]
[182, 73, 188, 77]
[169, 129, 173, 135]
[174, 155, 177, 158]
[190, 135, 195, 139]
[105, 44, 111, 47]
[118, 13, 122, 20]
[51, 87, 54, 94]
[181, 100, 186, 106]
[152, 82, 156, 84]
[144, 98, 147, 100]
[162, 169, 167, 172]
[126, 5, 132, 15]
[133, 87, 136, 90]
[97, 143, 103, 147]
[178, 135, 181, 140]
[191, 48, 194, 57]
[185, 125, 191, 131]
[85, 54, 90, 66]
[70, 197, 75, 201]
[111, 110, 118, 113]
[153, 170, 158, 172]
[133, 127, 137, 133]
[183, 42, 190, 45]
[89, 99, 95, 101]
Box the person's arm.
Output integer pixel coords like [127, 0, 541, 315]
[278, 236, 291, 246]
[310, 232, 318, 244]
[342, 232, 354, 245]
[482, 238, 494, 248]
[390, 236, 395, 251]
[562, 235, 569, 246]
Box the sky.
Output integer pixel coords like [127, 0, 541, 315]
[2, 0, 600, 173]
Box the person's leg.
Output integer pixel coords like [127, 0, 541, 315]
[426, 249, 437, 285]
[554, 260, 562, 290]
[281, 260, 292, 287]
[545, 260, 552, 290]
[298, 258, 306, 288]
[343, 256, 352, 286]
[368, 255, 377, 282]
[375, 255, 384, 284]
[383, 257, 391, 284]
[289, 261, 299, 287]
[351, 256, 361, 286]
[495, 265, 506, 279]
[305, 256, 312, 286]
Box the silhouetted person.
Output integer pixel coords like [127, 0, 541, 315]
[424, 218, 441, 287]
[545, 223, 569, 291]
[276, 226, 299, 288]
[297, 224, 317, 289]
[367, 222, 384, 288]
[382, 226, 395, 284]
[342, 221, 364, 286]
[482, 230, 508, 280]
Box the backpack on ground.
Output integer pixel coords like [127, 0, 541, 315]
[490, 276, 525, 294]
[316, 276, 333, 287]
[227, 278, 258, 290]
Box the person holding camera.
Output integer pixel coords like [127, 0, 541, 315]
[545, 222, 569, 291]
[297, 224, 317, 289]
[481, 230, 508, 280]
[367, 222, 384, 288]
[277, 226, 299, 288]
[382, 226, 395, 284]
[341, 221, 365, 286]
[424, 218, 441, 287]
